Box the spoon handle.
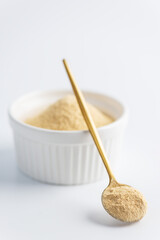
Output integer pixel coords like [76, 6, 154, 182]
[63, 59, 116, 182]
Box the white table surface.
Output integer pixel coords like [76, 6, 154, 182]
[1, 0, 160, 239]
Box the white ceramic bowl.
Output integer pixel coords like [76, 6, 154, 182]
[9, 90, 127, 185]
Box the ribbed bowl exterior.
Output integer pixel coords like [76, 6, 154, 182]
[12, 131, 124, 185]
[9, 90, 127, 185]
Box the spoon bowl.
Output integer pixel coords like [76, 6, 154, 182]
[102, 180, 147, 222]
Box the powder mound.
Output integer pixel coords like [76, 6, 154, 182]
[25, 95, 114, 130]
[102, 185, 147, 222]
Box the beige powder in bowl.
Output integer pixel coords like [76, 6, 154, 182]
[25, 95, 114, 130]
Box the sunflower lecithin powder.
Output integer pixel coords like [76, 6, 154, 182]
[25, 95, 114, 130]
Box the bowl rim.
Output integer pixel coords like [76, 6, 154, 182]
[8, 89, 128, 134]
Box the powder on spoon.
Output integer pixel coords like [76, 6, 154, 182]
[25, 95, 114, 130]
[102, 184, 147, 222]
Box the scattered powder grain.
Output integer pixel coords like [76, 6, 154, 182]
[25, 95, 114, 130]
[102, 183, 147, 222]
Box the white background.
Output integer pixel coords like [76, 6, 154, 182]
[0, 0, 160, 239]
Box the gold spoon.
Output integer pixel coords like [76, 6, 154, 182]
[62, 59, 147, 223]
